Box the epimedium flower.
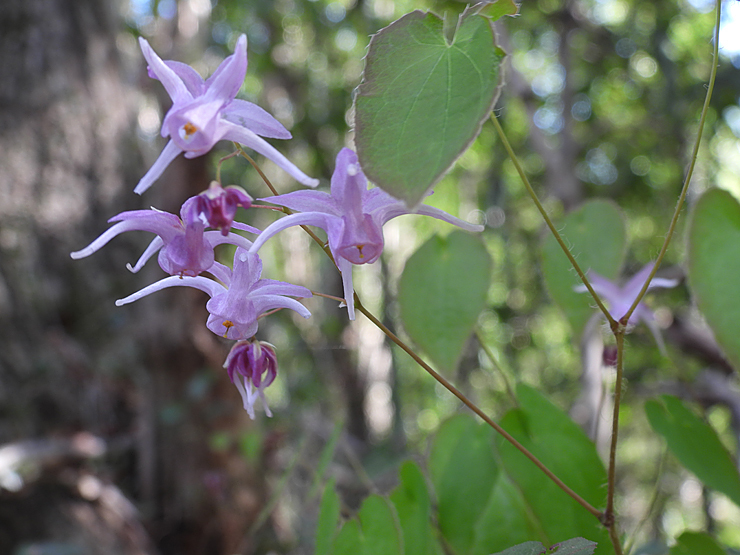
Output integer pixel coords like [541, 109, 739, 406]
[194, 181, 253, 235]
[136, 34, 319, 194]
[575, 262, 679, 352]
[248, 148, 484, 319]
[224, 338, 278, 419]
[115, 248, 312, 341]
[70, 191, 258, 279]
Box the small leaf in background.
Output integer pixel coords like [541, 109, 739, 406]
[315, 478, 341, 555]
[355, 9, 504, 206]
[497, 385, 613, 554]
[476, 0, 520, 21]
[687, 188, 740, 371]
[540, 200, 627, 337]
[549, 537, 598, 554]
[389, 461, 437, 555]
[645, 395, 740, 508]
[491, 541, 546, 555]
[399, 231, 492, 372]
[669, 531, 726, 555]
[428, 414, 499, 554]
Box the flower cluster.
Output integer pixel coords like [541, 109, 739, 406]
[72, 37, 482, 417]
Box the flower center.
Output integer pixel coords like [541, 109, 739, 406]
[222, 320, 234, 338]
[182, 122, 198, 138]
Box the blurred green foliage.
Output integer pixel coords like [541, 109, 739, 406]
[124, 0, 740, 552]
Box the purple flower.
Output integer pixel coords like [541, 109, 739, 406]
[115, 248, 312, 340]
[70, 195, 256, 278]
[249, 148, 484, 319]
[192, 181, 253, 235]
[136, 34, 318, 194]
[575, 262, 678, 351]
[224, 338, 278, 418]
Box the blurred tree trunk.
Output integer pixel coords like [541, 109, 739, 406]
[0, 1, 238, 553]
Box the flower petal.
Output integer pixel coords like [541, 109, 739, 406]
[406, 205, 483, 232]
[126, 237, 164, 273]
[139, 38, 192, 104]
[331, 148, 367, 211]
[252, 295, 312, 320]
[249, 212, 338, 254]
[135, 140, 183, 194]
[115, 275, 225, 306]
[337, 256, 356, 320]
[259, 190, 338, 215]
[252, 279, 312, 299]
[221, 121, 319, 187]
[158, 60, 205, 96]
[204, 34, 247, 104]
[222, 99, 292, 139]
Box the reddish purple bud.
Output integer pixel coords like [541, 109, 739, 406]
[224, 338, 278, 419]
[195, 182, 253, 235]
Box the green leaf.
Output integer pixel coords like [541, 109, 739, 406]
[687, 188, 740, 371]
[332, 495, 403, 555]
[549, 537, 598, 554]
[428, 414, 499, 554]
[645, 395, 740, 508]
[492, 542, 546, 555]
[497, 385, 613, 554]
[669, 531, 726, 555]
[491, 538, 598, 555]
[471, 475, 543, 554]
[477, 0, 520, 21]
[399, 231, 492, 372]
[355, 9, 504, 206]
[389, 461, 433, 555]
[540, 200, 627, 337]
[316, 478, 341, 555]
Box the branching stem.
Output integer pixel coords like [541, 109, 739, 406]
[622, 0, 721, 323]
[490, 114, 616, 329]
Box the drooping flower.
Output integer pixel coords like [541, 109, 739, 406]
[575, 262, 678, 351]
[224, 338, 278, 418]
[116, 248, 312, 340]
[193, 181, 253, 235]
[70, 194, 257, 278]
[249, 148, 484, 319]
[136, 34, 318, 194]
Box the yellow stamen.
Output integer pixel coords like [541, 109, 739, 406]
[183, 122, 197, 137]
[222, 320, 234, 338]
[358, 245, 364, 259]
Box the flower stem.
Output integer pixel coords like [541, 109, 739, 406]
[355, 296, 604, 521]
[235, 145, 335, 264]
[622, 0, 721, 323]
[490, 114, 616, 330]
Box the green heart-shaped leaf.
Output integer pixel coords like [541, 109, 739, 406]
[646, 395, 740, 508]
[687, 188, 740, 371]
[540, 200, 627, 337]
[355, 9, 504, 206]
[399, 231, 492, 372]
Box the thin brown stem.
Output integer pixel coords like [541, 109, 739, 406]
[604, 331, 625, 555]
[622, 0, 721, 324]
[216, 150, 240, 184]
[355, 296, 604, 521]
[235, 145, 335, 263]
[490, 114, 616, 330]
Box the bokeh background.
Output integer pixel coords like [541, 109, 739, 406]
[1, 0, 740, 553]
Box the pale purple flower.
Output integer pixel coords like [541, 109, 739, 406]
[575, 262, 678, 351]
[249, 148, 484, 319]
[70, 195, 256, 278]
[136, 34, 318, 194]
[224, 338, 278, 418]
[115, 248, 312, 340]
